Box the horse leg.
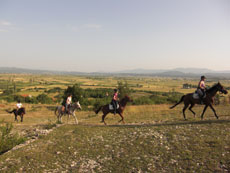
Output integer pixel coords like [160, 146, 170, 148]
[67, 113, 70, 124]
[60, 114, 62, 123]
[72, 112, 78, 124]
[201, 105, 208, 120]
[182, 104, 189, 120]
[209, 104, 219, 119]
[21, 115, 23, 122]
[101, 113, 108, 125]
[188, 104, 196, 117]
[118, 112, 125, 124]
[57, 113, 60, 122]
[15, 114, 18, 122]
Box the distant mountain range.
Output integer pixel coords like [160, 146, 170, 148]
[0, 67, 230, 79]
[117, 68, 230, 74]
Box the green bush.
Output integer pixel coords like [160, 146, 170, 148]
[46, 87, 63, 94]
[0, 121, 26, 154]
[2, 89, 14, 95]
[93, 97, 111, 111]
[118, 81, 131, 98]
[36, 94, 53, 104]
[62, 84, 84, 105]
[25, 96, 38, 104]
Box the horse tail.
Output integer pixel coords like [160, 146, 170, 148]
[170, 95, 185, 109]
[95, 106, 102, 114]
[5, 109, 14, 114]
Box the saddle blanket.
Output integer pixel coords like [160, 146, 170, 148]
[109, 104, 119, 110]
[193, 92, 206, 99]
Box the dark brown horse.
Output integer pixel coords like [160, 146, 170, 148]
[95, 95, 133, 125]
[170, 82, 228, 120]
[6, 107, 26, 122]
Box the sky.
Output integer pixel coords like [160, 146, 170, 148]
[0, 0, 230, 72]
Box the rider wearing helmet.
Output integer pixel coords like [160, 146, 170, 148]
[197, 76, 206, 104]
[111, 89, 119, 114]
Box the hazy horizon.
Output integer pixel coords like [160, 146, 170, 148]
[1, 0, 230, 72]
[1, 66, 230, 74]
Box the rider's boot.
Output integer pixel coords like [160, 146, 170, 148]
[200, 98, 204, 105]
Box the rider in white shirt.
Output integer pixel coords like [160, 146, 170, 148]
[16, 100, 22, 113]
[66, 95, 72, 113]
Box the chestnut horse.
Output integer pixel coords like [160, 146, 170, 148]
[95, 95, 133, 125]
[6, 107, 26, 122]
[170, 82, 228, 120]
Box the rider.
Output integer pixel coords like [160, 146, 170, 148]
[16, 100, 22, 114]
[66, 94, 72, 114]
[197, 76, 206, 104]
[111, 89, 119, 115]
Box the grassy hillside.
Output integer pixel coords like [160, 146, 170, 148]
[0, 74, 230, 172]
[0, 104, 230, 172]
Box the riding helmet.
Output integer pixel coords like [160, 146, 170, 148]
[201, 76, 206, 80]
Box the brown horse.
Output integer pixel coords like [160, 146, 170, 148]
[6, 107, 26, 122]
[95, 95, 133, 125]
[170, 82, 228, 120]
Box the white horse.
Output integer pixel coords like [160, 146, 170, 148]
[55, 101, 82, 124]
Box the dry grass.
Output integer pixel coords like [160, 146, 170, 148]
[0, 74, 230, 172]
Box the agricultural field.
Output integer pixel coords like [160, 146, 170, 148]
[0, 74, 230, 172]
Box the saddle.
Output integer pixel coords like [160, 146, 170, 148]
[109, 104, 119, 110]
[62, 106, 70, 114]
[193, 90, 206, 99]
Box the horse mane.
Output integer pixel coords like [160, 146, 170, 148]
[119, 95, 129, 105]
[18, 107, 26, 114]
[206, 83, 219, 93]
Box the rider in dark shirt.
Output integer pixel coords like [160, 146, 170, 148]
[111, 89, 119, 114]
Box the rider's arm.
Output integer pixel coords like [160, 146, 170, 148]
[200, 81, 206, 89]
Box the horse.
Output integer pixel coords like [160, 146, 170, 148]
[6, 107, 26, 122]
[55, 101, 82, 124]
[95, 95, 133, 125]
[170, 82, 228, 120]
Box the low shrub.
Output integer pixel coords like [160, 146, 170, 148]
[0, 121, 26, 154]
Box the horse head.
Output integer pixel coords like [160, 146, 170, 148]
[74, 101, 82, 110]
[123, 95, 133, 102]
[216, 82, 228, 94]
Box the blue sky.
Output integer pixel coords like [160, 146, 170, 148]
[0, 0, 230, 72]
